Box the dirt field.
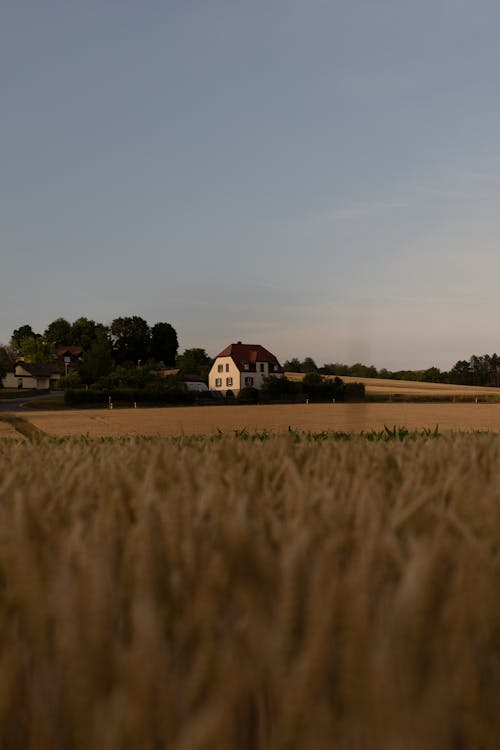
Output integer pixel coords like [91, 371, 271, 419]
[285, 371, 500, 397]
[16, 402, 500, 437]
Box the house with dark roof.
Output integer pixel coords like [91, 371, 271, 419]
[208, 342, 283, 394]
[1, 347, 66, 390]
[14, 362, 64, 390]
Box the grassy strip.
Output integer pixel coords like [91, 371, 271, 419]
[0, 415, 48, 441]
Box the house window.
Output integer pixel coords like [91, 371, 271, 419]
[259, 363, 265, 372]
[226, 377, 233, 387]
[273, 365, 278, 371]
[217, 364, 223, 373]
[244, 377, 254, 386]
[244, 363, 249, 370]
[215, 378, 222, 387]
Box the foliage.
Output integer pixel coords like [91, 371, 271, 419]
[110, 316, 151, 365]
[18, 336, 53, 363]
[70, 317, 108, 350]
[55, 371, 83, 390]
[77, 331, 114, 385]
[236, 386, 260, 404]
[44, 317, 72, 345]
[176, 348, 212, 379]
[283, 357, 318, 373]
[64, 386, 196, 406]
[262, 374, 364, 402]
[150, 322, 178, 366]
[10, 324, 36, 351]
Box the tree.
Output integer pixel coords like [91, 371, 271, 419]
[282, 358, 302, 372]
[110, 316, 151, 365]
[44, 317, 72, 346]
[449, 360, 472, 385]
[18, 336, 52, 363]
[176, 348, 212, 380]
[11, 325, 36, 351]
[150, 322, 178, 366]
[301, 357, 318, 373]
[71, 317, 108, 350]
[78, 331, 114, 384]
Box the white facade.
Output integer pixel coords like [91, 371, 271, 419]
[1, 372, 18, 389]
[209, 355, 282, 394]
[209, 356, 241, 392]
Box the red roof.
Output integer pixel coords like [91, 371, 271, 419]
[54, 346, 83, 357]
[215, 342, 283, 373]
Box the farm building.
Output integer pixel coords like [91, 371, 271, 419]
[209, 342, 283, 394]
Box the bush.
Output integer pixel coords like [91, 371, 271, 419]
[237, 387, 260, 404]
[64, 387, 197, 406]
[56, 372, 83, 390]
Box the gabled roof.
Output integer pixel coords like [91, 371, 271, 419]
[16, 362, 64, 377]
[54, 345, 84, 358]
[215, 342, 283, 373]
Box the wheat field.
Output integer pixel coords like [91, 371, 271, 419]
[286, 371, 500, 398]
[17, 402, 500, 437]
[0, 433, 500, 749]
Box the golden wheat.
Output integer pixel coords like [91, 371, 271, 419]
[0, 434, 499, 748]
[17, 402, 500, 437]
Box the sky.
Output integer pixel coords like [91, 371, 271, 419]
[2, 0, 500, 370]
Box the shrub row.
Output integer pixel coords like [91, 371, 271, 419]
[64, 388, 198, 406]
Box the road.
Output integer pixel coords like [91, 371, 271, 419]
[0, 393, 60, 412]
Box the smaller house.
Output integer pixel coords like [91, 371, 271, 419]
[14, 362, 63, 391]
[209, 342, 283, 394]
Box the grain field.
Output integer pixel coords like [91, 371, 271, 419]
[18, 402, 500, 437]
[0, 434, 499, 748]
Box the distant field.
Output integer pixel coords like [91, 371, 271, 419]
[17, 402, 500, 437]
[285, 371, 500, 398]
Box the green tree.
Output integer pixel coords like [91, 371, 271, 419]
[301, 357, 318, 373]
[150, 322, 178, 366]
[44, 317, 72, 346]
[78, 331, 114, 384]
[71, 317, 108, 350]
[18, 336, 52, 363]
[11, 325, 36, 351]
[282, 358, 302, 372]
[176, 348, 212, 379]
[110, 316, 151, 365]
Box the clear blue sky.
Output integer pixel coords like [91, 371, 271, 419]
[2, 0, 500, 369]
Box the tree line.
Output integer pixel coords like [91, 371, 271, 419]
[283, 354, 500, 387]
[3, 317, 214, 389]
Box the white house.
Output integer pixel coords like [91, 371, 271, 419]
[14, 362, 63, 390]
[209, 342, 283, 394]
